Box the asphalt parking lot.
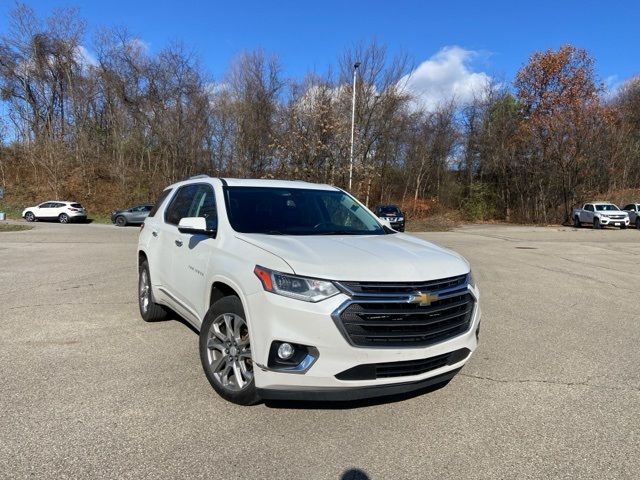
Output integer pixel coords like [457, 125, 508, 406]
[1, 222, 639, 479]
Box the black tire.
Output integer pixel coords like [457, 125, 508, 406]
[138, 259, 168, 322]
[621, 224, 627, 230]
[199, 296, 260, 406]
[115, 216, 127, 227]
[636, 218, 640, 230]
[593, 218, 601, 229]
[58, 213, 69, 224]
[573, 216, 581, 228]
[24, 211, 36, 222]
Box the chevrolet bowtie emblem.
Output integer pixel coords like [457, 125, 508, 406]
[409, 292, 438, 306]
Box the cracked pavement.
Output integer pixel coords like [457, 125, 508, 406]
[1, 221, 639, 479]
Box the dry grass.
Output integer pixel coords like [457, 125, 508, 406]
[0, 223, 33, 232]
[405, 211, 463, 232]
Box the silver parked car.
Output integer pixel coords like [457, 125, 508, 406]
[621, 203, 640, 229]
[111, 204, 154, 226]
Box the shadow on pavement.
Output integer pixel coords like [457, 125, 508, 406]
[341, 468, 370, 480]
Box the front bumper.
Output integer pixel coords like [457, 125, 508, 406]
[245, 285, 480, 400]
[258, 368, 461, 401]
[599, 217, 629, 226]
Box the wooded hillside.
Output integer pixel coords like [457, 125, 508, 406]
[1, 3, 639, 222]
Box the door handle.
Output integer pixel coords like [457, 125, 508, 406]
[175, 239, 183, 247]
[152, 231, 158, 237]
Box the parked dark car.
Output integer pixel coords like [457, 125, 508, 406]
[111, 204, 153, 226]
[374, 204, 405, 231]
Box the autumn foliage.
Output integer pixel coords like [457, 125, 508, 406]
[0, 4, 639, 224]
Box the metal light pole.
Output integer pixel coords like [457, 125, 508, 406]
[348, 62, 360, 191]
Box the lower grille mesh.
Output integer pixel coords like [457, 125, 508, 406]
[335, 348, 470, 380]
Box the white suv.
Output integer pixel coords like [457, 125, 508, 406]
[22, 201, 87, 223]
[137, 176, 480, 405]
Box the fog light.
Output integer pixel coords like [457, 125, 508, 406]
[277, 342, 294, 360]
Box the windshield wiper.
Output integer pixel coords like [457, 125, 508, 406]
[317, 230, 365, 235]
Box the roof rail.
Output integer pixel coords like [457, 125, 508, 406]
[188, 174, 210, 179]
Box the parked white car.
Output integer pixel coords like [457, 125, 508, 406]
[22, 201, 87, 223]
[621, 203, 640, 229]
[572, 202, 629, 229]
[137, 176, 480, 405]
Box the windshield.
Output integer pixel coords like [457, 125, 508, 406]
[224, 187, 386, 235]
[595, 204, 619, 211]
[377, 206, 400, 216]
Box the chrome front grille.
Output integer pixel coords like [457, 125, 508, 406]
[333, 275, 475, 348]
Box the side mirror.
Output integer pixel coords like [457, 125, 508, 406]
[178, 217, 216, 236]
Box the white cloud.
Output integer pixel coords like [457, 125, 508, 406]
[400, 46, 491, 111]
[74, 45, 98, 68]
[603, 74, 623, 99]
[128, 38, 150, 54]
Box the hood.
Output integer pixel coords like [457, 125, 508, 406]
[236, 233, 469, 282]
[599, 211, 627, 215]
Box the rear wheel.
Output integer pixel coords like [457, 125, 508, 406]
[58, 213, 69, 224]
[138, 259, 168, 322]
[115, 216, 127, 227]
[199, 296, 260, 405]
[24, 211, 35, 222]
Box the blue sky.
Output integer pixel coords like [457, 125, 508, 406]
[2, 0, 639, 101]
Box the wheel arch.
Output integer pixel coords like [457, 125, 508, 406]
[206, 277, 252, 328]
[138, 250, 148, 268]
[210, 281, 240, 308]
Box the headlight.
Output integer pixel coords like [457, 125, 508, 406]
[398, 217, 404, 221]
[254, 266, 339, 302]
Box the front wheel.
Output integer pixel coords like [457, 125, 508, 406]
[115, 216, 127, 227]
[24, 211, 35, 222]
[199, 296, 260, 405]
[573, 216, 581, 228]
[636, 218, 640, 230]
[621, 224, 627, 230]
[593, 218, 601, 229]
[138, 259, 168, 322]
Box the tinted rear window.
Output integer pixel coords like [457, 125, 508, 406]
[70, 203, 83, 208]
[148, 189, 172, 217]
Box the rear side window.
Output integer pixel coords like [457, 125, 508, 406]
[148, 189, 173, 218]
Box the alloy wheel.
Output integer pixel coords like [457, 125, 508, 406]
[205, 313, 253, 392]
[139, 268, 150, 314]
